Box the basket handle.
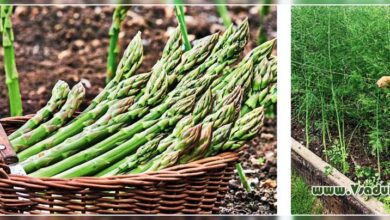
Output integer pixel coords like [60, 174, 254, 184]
[0, 123, 18, 165]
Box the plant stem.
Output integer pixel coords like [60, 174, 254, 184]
[327, 9, 347, 173]
[106, 5, 129, 84]
[319, 79, 328, 162]
[215, 0, 232, 27]
[1, 6, 23, 116]
[257, 0, 271, 44]
[376, 91, 381, 179]
[174, 1, 191, 51]
[236, 163, 252, 192]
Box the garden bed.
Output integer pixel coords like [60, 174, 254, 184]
[292, 138, 385, 214]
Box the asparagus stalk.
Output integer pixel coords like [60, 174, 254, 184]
[176, 123, 213, 165]
[52, 94, 197, 178]
[18, 97, 134, 163]
[9, 81, 70, 140]
[222, 107, 265, 152]
[131, 27, 183, 100]
[211, 38, 275, 90]
[29, 79, 198, 178]
[11, 83, 85, 153]
[30, 22, 247, 177]
[1, 6, 23, 116]
[174, 4, 191, 51]
[236, 163, 252, 192]
[159, 27, 184, 76]
[180, 87, 244, 163]
[25, 30, 185, 169]
[204, 123, 233, 157]
[215, 0, 232, 27]
[167, 33, 219, 85]
[98, 89, 214, 176]
[142, 88, 242, 172]
[257, 0, 272, 45]
[96, 134, 165, 176]
[132, 123, 203, 173]
[213, 61, 253, 110]
[240, 58, 276, 116]
[85, 32, 143, 111]
[106, 6, 129, 83]
[107, 72, 151, 100]
[177, 20, 249, 87]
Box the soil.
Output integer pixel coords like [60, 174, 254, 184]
[0, 6, 277, 214]
[0, 5, 276, 117]
[220, 119, 277, 214]
[291, 113, 389, 182]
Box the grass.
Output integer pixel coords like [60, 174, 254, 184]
[292, 6, 390, 179]
[291, 171, 324, 214]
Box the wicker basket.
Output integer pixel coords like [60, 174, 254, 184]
[0, 116, 239, 214]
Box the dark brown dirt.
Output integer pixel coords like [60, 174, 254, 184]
[0, 6, 277, 214]
[291, 114, 388, 182]
[220, 119, 277, 214]
[0, 5, 276, 117]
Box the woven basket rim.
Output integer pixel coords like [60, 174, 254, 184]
[0, 115, 239, 190]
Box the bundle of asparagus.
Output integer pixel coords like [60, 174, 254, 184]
[9, 19, 277, 178]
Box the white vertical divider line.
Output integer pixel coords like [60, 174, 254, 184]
[276, 2, 292, 216]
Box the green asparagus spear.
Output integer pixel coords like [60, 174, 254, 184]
[30, 22, 246, 177]
[9, 81, 70, 140]
[211, 38, 275, 90]
[132, 27, 183, 100]
[168, 33, 219, 85]
[29, 89, 196, 178]
[1, 6, 23, 117]
[177, 122, 213, 164]
[212, 61, 253, 110]
[11, 83, 85, 153]
[161, 27, 184, 74]
[85, 33, 143, 111]
[96, 134, 165, 176]
[18, 97, 134, 163]
[214, 87, 244, 114]
[140, 87, 241, 169]
[204, 123, 233, 157]
[132, 123, 203, 173]
[107, 72, 151, 100]
[222, 107, 265, 151]
[236, 163, 252, 192]
[99, 89, 214, 176]
[51, 94, 197, 178]
[106, 6, 129, 83]
[240, 58, 276, 116]
[145, 86, 244, 170]
[177, 19, 249, 86]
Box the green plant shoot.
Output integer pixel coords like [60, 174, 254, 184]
[106, 5, 129, 84]
[174, 1, 191, 51]
[215, 0, 232, 27]
[236, 163, 252, 192]
[1, 6, 23, 116]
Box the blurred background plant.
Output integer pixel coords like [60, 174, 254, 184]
[1, 5, 23, 116]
